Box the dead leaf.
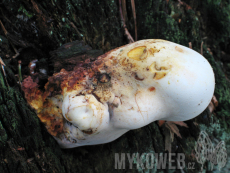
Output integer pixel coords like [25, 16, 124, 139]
[158, 120, 166, 127]
[27, 158, 34, 163]
[170, 121, 188, 128]
[208, 95, 218, 113]
[193, 122, 199, 126]
[17, 147, 25, 151]
[165, 121, 183, 139]
[189, 42, 192, 49]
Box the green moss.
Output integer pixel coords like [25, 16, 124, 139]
[0, 69, 6, 90]
[0, 35, 8, 45]
[137, 0, 201, 50]
[203, 48, 230, 129]
[41, 0, 123, 50]
[204, 0, 230, 47]
[42, 148, 65, 172]
[0, 121, 7, 148]
[18, 4, 34, 18]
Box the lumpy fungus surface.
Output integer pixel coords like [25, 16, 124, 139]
[22, 39, 215, 148]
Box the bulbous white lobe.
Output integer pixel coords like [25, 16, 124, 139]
[62, 94, 110, 132]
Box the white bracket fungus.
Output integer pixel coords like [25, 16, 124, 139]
[22, 39, 215, 148]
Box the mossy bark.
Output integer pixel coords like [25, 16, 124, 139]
[0, 0, 230, 172]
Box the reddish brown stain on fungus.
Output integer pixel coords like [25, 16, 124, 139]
[148, 87, 156, 92]
[134, 73, 144, 81]
[99, 74, 110, 83]
[82, 129, 94, 135]
[21, 48, 109, 138]
[112, 59, 118, 65]
[121, 58, 128, 66]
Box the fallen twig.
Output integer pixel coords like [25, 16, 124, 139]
[69, 21, 83, 38]
[0, 20, 19, 56]
[18, 60, 22, 85]
[131, 0, 137, 41]
[0, 57, 9, 87]
[121, 0, 127, 24]
[188, 42, 192, 49]
[200, 41, 203, 55]
[119, 0, 134, 43]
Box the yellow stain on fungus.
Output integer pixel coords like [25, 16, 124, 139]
[154, 72, 167, 80]
[175, 46, 183, 53]
[65, 114, 72, 121]
[149, 48, 160, 55]
[149, 61, 170, 80]
[127, 46, 148, 61]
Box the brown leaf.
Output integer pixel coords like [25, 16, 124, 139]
[170, 121, 188, 128]
[208, 95, 218, 113]
[193, 122, 199, 126]
[158, 120, 166, 127]
[208, 101, 215, 113]
[212, 95, 218, 107]
[27, 158, 34, 163]
[17, 147, 25, 151]
[189, 42, 192, 49]
[165, 121, 182, 139]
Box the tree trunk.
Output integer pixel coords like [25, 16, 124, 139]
[0, 0, 230, 172]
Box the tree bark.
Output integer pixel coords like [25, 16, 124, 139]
[0, 0, 230, 172]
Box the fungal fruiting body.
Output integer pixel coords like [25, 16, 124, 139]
[22, 39, 215, 148]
